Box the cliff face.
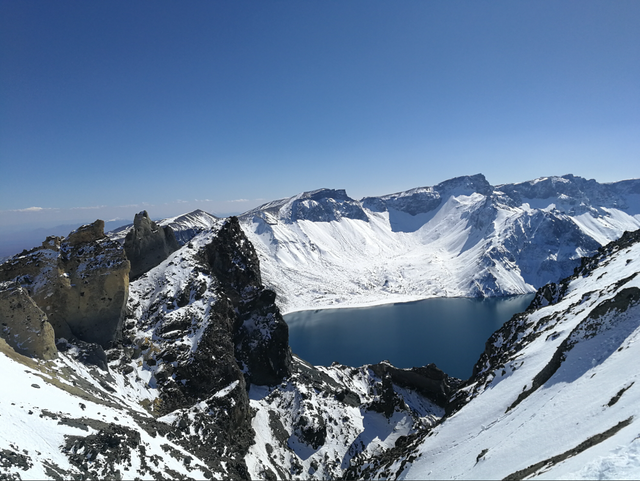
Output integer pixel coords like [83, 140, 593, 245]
[0, 220, 130, 349]
[204, 217, 292, 386]
[124, 210, 179, 279]
[0, 283, 57, 360]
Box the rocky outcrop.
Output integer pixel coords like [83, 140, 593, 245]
[0, 220, 130, 349]
[205, 216, 292, 386]
[124, 211, 179, 279]
[111, 216, 292, 478]
[0, 283, 57, 360]
[369, 362, 462, 409]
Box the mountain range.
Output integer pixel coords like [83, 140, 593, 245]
[178, 174, 638, 313]
[0, 173, 639, 479]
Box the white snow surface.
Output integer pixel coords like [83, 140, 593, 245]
[0, 342, 211, 480]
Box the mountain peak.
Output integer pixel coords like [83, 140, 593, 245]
[297, 188, 352, 202]
[435, 173, 492, 196]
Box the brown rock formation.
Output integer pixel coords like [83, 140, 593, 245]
[0, 220, 130, 349]
[0, 283, 57, 360]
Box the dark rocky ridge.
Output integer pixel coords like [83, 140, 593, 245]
[124, 210, 180, 279]
[108, 216, 294, 478]
[204, 216, 292, 386]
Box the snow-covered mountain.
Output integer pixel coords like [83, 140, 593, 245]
[239, 174, 640, 313]
[0, 215, 456, 479]
[1, 193, 640, 479]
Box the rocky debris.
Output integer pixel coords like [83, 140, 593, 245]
[0, 448, 33, 473]
[63, 423, 143, 479]
[124, 210, 180, 279]
[56, 337, 108, 371]
[0, 220, 130, 349]
[0, 283, 56, 360]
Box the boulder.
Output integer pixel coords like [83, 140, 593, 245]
[0, 283, 57, 360]
[124, 211, 180, 279]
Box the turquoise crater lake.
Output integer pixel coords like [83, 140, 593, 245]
[284, 294, 535, 380]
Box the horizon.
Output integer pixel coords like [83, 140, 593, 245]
[2, 1, 639, 244]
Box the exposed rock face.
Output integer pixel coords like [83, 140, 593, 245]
[0, 220, 130, 349]
[205, 216, 292, 386]
[369, 362, 461, 409]
[0, 283, 57, 360]
[124, 211, 179, 279]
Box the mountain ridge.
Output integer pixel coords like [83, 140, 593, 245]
[235, 173, 640, 313]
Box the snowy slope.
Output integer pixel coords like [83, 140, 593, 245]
[239, 175, 640, 313]
[352, 229, 640, 480]
[0, 338, 212, 480]
[3, 196, 640, 479]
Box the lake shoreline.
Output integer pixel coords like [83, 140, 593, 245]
[280, 291, 537, 317]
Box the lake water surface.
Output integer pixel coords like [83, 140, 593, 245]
[284, 294, 535, 379]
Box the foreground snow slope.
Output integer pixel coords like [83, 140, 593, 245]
[0, 338, 212, 479]
[353, 229, 640, 480]
[239, 174, 640, 313]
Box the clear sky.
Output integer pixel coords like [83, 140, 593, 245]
[1, 0, 639, 232]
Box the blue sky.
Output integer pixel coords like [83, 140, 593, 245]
[1, 0, 639, 232]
